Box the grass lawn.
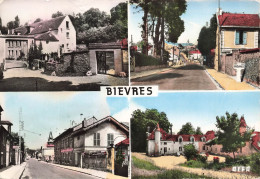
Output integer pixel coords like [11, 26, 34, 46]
[132, 156, 160, 170]
[132, 170, 213, 179]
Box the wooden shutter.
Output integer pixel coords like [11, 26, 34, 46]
[94, 133, 96, 146]
[243, 31, 247, 45]
[97, 133, 100, 146]
[235, 31, 240, 45]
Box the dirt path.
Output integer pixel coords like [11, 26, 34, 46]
[132, 153, 257, 179]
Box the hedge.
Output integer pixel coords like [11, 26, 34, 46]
[134, 52, 164, 67]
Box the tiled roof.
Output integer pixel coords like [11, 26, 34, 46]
[34, 32, 58, 41]
[14, 26, 28, 35]
[147, 124, 215, 142]
[218, 13, 260, 27]
[252, 132, 260, 151]
[29, 16, 66, 35]
[240, 116, 247, 127]
[116, 138, 129, 146]
[0, 120, 13, 126]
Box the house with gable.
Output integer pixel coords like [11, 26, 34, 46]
[71, 116, 129, 169]
[0, 15, 76, 68]
[147, 116, 260, 157]
[214, 10, 260, 70]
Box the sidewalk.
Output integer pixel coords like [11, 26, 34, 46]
[0, 162, 26, 179]
[49, 163, 128, 179]
[206, 68, 256, 90]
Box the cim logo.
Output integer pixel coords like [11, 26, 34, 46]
[232, 166, 250, 172]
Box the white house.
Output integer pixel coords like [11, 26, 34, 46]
[0, 15, 76, 68]
[71, 116, 129, 167]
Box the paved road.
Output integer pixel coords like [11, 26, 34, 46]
[131, 64, 219, 90]
[21, 158, 99, 179]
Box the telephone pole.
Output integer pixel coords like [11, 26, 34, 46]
[18, 108, 24, 164]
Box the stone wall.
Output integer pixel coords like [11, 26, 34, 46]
[45, 51, 90, 76]
[220, 50, 260, 86]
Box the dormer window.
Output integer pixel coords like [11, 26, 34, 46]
[201, 137, 206, 142]
[178, 136, 183, 143]
[66, 21, 69, 29]
[190, 136, 195, 143]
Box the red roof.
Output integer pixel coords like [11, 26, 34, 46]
[116, 138, 129, 146]
[252, 132, 260, 151]
[189, 50, 201, 54]
[147, 126, 215, 142]
[240, 116, 247, 127]
[218, 13, 260, 27]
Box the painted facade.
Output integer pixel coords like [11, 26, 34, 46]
[214, 11, 260, 70]
[147, 117, 260, 157]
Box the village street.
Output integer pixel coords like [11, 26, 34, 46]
[0, 68, 128, 91]
[21, 158, 99, 179]
[131, 64, 221, 90]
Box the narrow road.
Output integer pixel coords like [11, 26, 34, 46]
[131, 64, 219, 90]
[21, 158, 99, 179]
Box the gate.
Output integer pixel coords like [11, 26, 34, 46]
[83, 152, 107, 170]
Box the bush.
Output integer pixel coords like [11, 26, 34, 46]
[135, 52, 164, 67]
[197, 155, 207, 163]
[183, 144, 199, 161]
[205, 162, 226, 171]
[250, 153, 260, 175]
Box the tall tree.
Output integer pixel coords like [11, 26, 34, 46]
[215, 112, 253, 159]
[7, 21, 14, 30]
[52, 11, 64, 18]
[195, 127, 203, 135]
[14, 15, 20, 28]
[178, 122, 195, 135]
[131, 108, 171, 152]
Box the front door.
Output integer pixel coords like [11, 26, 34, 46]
[96, 51, 106, 74]
[164, 147, 167, 155]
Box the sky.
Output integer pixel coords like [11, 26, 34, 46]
[129, 0, 260, 44]
[0, 0, 126, 25]
[0, 92, 129, 149]
[130, 92, 260, 134]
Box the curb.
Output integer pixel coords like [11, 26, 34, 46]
[49, 163, 105, 179]
[204, 69, 224, 90]
[19, 162, 27, 179]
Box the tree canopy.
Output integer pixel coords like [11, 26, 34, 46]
[131, 108, 171, 152]
[52, 11, 64, 18]
[197, 14, 217, 56]
[178, 122, 195, 135]
[215, 112, 253, 159]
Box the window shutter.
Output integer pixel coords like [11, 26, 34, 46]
[235, 31, 240, 45]
[243, 31, 247, 45]
[94, 133, 96, 146]
[97, 133, 100, 146]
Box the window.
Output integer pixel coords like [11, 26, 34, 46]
[94, 133, 100, 146]
[178, 137, 182, 143]
[60, 28, 63, 32]
[235, 31, 247, 45]
[164, 142, 167, 145]
[66, 21, 69, 29]
[107, 133, 114, 146]
[179, 147, 182, 151]
[46, 41, 49, 44]
[67, 43, 69, 49]
[190, 137, 194, 143]
[66, 32, 69, 39]
[201, 137, 206, 142]
[203, 145, 206, 150]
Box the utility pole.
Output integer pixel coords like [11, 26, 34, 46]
[218, 0, 221, 71]
[18, 108, 24, 165]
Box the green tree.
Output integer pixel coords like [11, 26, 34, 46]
[178, 122, 195, 135]
[216, 112, 253, 159]
[131, 108, 171, 152]
[34, 18, 42, 23]
[83, 8, 110, 29]
[197, 14, 217, 66]
[7, 21, 14, 30]
[14, 15, 20, 28]
[183, 144, 198, 161]
[195, 127, 203, 135]
[52, 11, 64, 18]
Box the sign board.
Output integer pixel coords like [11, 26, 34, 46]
[233, 63, 245, 69]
